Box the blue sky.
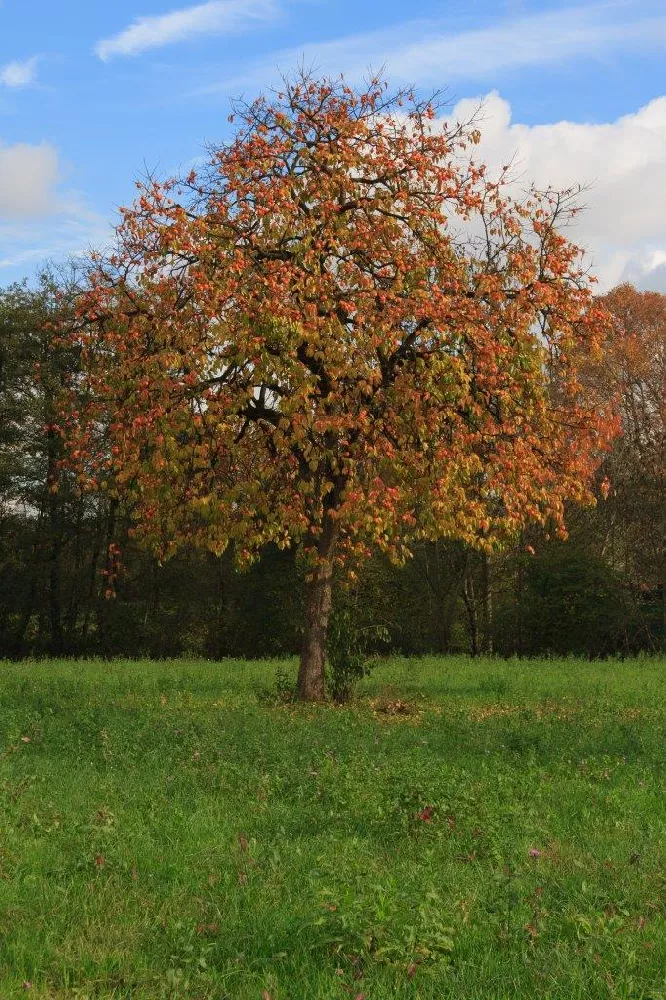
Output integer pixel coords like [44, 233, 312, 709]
[1, 0, 665, 288]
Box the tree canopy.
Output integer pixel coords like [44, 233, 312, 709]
[63, 73, 619, 698]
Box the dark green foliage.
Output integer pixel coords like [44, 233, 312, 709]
[520, 544, 638, 656]
[490, 542, 654, 658]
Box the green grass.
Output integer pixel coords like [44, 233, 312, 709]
[0, 655, 664, 999]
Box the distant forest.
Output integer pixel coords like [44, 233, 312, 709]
[1, 277, 663, 660]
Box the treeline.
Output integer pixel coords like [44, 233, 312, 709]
[0, 276, 663, 659]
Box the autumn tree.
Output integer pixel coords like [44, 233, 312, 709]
[64, 73, 617, 699]
[594, 284, 665, 646]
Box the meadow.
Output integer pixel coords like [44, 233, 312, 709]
[0, 655, 664, 999]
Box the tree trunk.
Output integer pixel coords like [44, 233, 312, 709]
[661, 538, 666, 653]
[297, 517, 337, 701]
[419, 541, 465, 654]
[462, 554, 479, 657]
[515, 544, 524, 657]
[481, 551, 493, 654]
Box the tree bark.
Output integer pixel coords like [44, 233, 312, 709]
[297, 516, 338, 701]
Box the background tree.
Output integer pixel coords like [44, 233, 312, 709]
[594, 284, 665, 647]
[64, 74, 617, 698]
[0, 275, 112, 653]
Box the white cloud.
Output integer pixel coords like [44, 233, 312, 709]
[0, 141, 59, 218]
[0, 140, 110, 275]
[447, 92, 666, 291]
[200, 1, 666, 94]
[0, 56, 39, 88]
[96, 0, 277, 61]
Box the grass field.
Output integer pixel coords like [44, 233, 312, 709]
[0, 656, 664, 999]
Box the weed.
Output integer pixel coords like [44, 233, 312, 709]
[255, 664, 297, 706]
[326, 609, 389, 703]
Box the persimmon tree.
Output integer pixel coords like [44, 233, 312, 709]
[64, 73, 617, 699]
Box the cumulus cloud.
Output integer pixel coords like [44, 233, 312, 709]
[446, 92, 666, 292]
[0, 140, 109, 275]
[96, 0, 277, 61]
[618, 251, 666, 293]
[0, 141, 59, 218]
[0, 56, 39, 88]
